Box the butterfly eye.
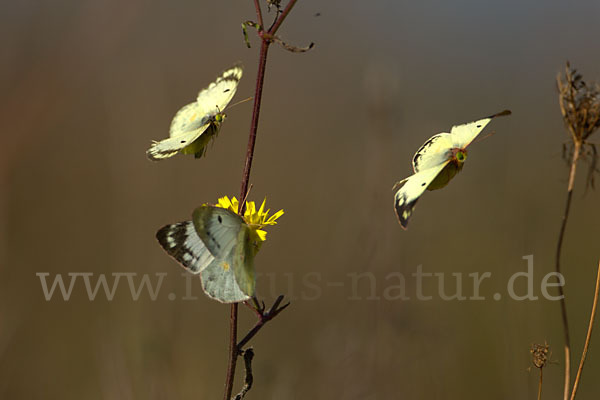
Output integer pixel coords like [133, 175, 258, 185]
[456, 151, 466, 162]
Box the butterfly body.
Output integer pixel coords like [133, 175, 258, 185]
[180, 117, 223, 158]
[426, 152, 465, 191]
[394, 110, 511, 229]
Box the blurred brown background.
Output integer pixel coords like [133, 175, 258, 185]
[2, 0, 600, 399]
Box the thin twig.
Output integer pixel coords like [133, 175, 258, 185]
[253, 0, 264, 27]
[569, 261, 600, 400]
[232, 349, 255, 400]
[555, 142, 581, 400]
[268, 0, 297, 35]
[237, 295, 290, 350]
[271, 35, 314, 53]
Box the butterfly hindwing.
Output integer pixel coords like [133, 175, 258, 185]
[232, 225, 256, 297]
[147, 123, 211, 160]
[200, 257, 251, 303]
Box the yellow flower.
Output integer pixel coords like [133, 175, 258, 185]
[215, 196, 284, 247]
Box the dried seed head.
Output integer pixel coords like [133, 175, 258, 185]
[530, 342, 550, 369]
[557, 62, 600, 143]
[557, 62, 600, 189]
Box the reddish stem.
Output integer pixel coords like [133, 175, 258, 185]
[223, 2, 300, 398]
[222, 304, 239, 400]
[239, 40, 270, 213]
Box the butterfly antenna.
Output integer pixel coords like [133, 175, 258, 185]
[228, 96, 253, 110]
[473, 130, 496, 145]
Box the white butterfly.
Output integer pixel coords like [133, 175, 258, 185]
[146, 63, 243, 161]
[156, 205, 256, 303]
[393, 110, 511, 229]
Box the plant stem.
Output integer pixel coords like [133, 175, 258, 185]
[567, 142, 581, 192]
[555, 141, 581, 400]
[223, 304, 239, 400]
[569, 261, 600, 400]
[225, 21, 269, 400]
[224, 1, 301, 397]
[239, 39, 270, 212]
[537, 368, 543, 400]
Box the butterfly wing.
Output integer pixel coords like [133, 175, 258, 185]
[146, 103, 211, 160]
[192, 206, 245, 258]
[232, 225, 256, 298]
[156, 221, 215, 273]
[195, 63, 243, 117]
[412, 133, 453, 172]
[200, 256, 251, 303]
[192, 205, 255, 303]
[200, 225, 256, 303]
[450, 109, 511, 149]
[393, 161, 450, 229]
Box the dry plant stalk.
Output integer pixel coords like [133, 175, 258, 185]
[557, 62, 600, 191]
[555, 62, 600, 400]
[531, 342, 551, 400]
[569, 261, 600, 400]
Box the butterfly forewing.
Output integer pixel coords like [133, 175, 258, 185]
[412, 133, 453, 172]
[156, 221, 215, 273]
[196, 63, 243, 116]
[450, 110, 511, 149]
[168, 102, 212, 138]
[193, 206, 245, 259]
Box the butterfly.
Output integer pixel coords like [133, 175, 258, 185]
[156, 205, 256, 303]
[146, 63, 243, 161]
[393, 110, 511, 229]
